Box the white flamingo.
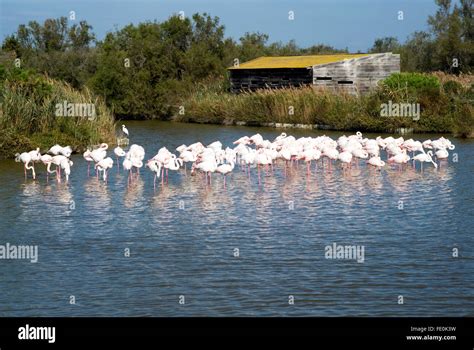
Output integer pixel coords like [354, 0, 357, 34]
[412, 151, 437, 171]
[338, 151, 353, 171]
[367, 156, 385, 171]
[114, 146, 126, 169]
[95, 157, 114, 182]
[83, 149, 94, 176]
[216, 159, 235, 187]
[59, 158, 73, 182]
[145, 159, 162, 189]
[15, 150, 37, 179]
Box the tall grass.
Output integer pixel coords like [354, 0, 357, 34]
[177, 73, 474, 136]
[0, 69, 115, 158]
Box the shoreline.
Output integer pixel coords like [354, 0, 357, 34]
[171, 118, 474, 138]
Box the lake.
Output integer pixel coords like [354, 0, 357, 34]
[0, 120, 472, 316]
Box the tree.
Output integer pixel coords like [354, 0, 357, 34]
[238, 32, 269, 62]
[369, 37, 401, 53]
[428, 0, 471, 73]
[400, 31, 436, 72]
[1, 17, 96, 87]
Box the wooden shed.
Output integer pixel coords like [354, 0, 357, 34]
[228, 53, 400, 94]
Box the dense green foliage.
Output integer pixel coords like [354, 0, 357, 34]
[0, 0, 472, 138]
[0, 65, 115, 159]
[178, 75, 473, 137]
[1, 13, 350, 120]
[381, 73, 442, 97]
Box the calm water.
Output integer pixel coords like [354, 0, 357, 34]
[0, 121, 473, 316]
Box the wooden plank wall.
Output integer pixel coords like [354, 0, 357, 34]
[312, 53, 400, 94]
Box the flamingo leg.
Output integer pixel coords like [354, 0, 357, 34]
[257, 164, 261, 185]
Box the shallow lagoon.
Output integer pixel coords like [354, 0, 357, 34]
[0, 121, 472, 316]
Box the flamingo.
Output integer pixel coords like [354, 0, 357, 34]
[114, 146, 126, 169]
[15, 151, 36, 179]
[297, 148, 321, 174]
[48, 144, 71, 157]
[192, 158, 217, 185]
[95, 157, 114, 182]
[255, 149, 272, 183]
[179, 150, 197, 174]
[162, 155, 183, 183]
[47, 144, 62, 155]
[83, 149, 94, 176]
[90, 143, 108, 163]
[435, 148, 449, 160]
[152, 147, 172, 181]
[338, 151, 353, 171]
[145, 159, 162, 189]
[123, 158, 133, 183]
[249, 133, 264, 147]
[50, 155, 69, 180]
[60, 158, 73, 182]
[273, 132, 287, 142]
[367, 156, 385, 172]
[40, 154, 53, 166]
[90, 143, 108, 178]
[352, 148, 368, 168]
[322, 147, 339, 172]
[233, 136, 250, 145]
[412, 151, 437, 171]
[388, 151, 410, 171]
[216, 160, 235, 187]
[241, 150, 256, 176]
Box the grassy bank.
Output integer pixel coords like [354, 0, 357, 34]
[0, 67, 115, 159]
[177, 73, 474, 137]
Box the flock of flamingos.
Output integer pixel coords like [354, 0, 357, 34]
[15, 125, 455, 188]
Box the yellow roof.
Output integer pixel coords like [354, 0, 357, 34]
[228, 54, 370, 69]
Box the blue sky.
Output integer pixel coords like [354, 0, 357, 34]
[0, 0, 438, 52]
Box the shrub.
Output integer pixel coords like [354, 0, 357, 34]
[0, 65, 116, 159]
[382, 72, 440, 93]
[178, 73, 472, 135]
[443, 80, 463, 95]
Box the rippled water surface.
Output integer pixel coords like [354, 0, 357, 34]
[0, 121, 473, 316]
